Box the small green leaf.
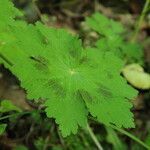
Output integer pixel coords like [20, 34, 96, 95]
[0, 124, 7, 135]
[0, 100, 22, 113]
[85, 12, 144, 64]
[85, 12, 124, 37]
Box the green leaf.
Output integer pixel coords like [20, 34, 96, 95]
[85, 12, 144, 64]
[0, 1, 138, 136]
[0, 100, 22, 113]
[0, 22, 88, 136]
[85, 12, 124, 38]
[0, 124, 7, 135]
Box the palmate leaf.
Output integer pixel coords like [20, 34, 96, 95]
[0, 0, 138, 136]
[0, 22, 88, 136]
[0, 22, 138, 136]
[85, 12, 124, 38]
[85, 12, 144, 64]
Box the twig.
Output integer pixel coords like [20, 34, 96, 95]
[87, 123, 103, 150]
[0, 111, 31, 121]
[110, 125, 150, 150]
[131, 0, 150, 42]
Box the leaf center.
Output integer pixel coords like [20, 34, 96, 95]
[69, 69, 77, 75]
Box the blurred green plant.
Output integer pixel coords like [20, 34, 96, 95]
[13, 145, 28, 150]
[106, 127, 127, 150]
[0, 100, 22, 113]
[85, 12, 144, 65]
[0, 123, 7, 135]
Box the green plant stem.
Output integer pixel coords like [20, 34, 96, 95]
[110, 125, 150, 150]
[0, 113, 18, 121]
[80, 133, 90, 148]
[0, 110, 37, 121]
[131, 0, 150, 42]
[87, 123, 103, 150]
[89, 117, 150, 149]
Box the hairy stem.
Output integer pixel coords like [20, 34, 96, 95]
[87, 123, 103, 150]
[131, 0, 150, 42]
[110, 125, 150, 150]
